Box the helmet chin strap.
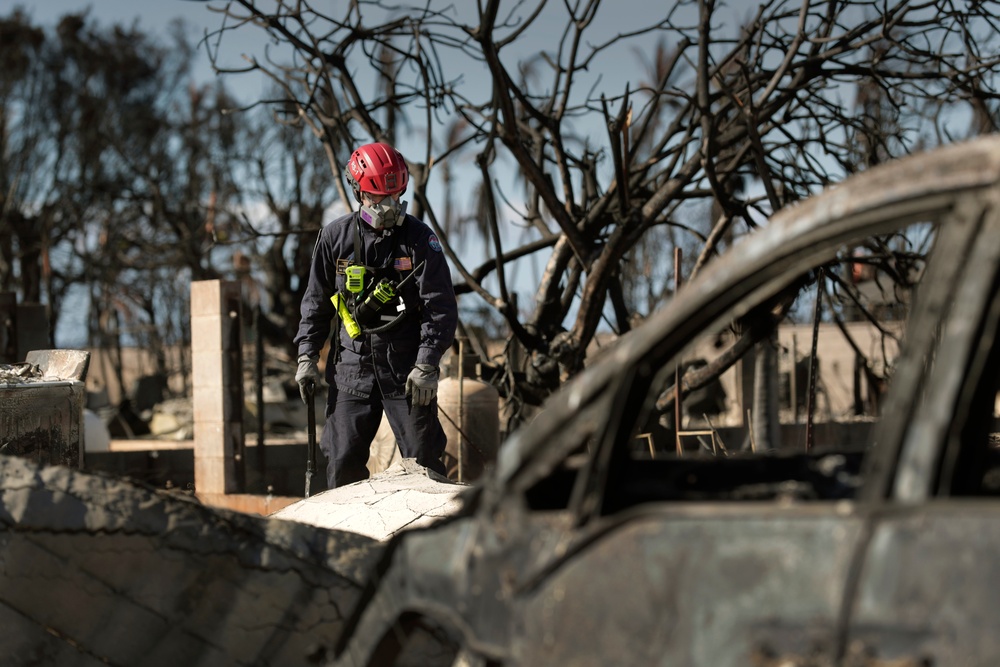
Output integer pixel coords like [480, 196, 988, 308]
[360, 199, 407, 230]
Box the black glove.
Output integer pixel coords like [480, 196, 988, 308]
[405, 364, 439, 407]
[295, 354, 321, 404]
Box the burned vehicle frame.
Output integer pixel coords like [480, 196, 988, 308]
[330, 137, 1000, 667]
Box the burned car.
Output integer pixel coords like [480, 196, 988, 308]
[331, 137, 1000, 667]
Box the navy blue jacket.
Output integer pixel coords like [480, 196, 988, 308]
[294, 212, 458, 399]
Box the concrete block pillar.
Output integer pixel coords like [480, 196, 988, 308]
[191, 280, 245, 495]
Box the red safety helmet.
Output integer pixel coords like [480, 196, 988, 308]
[346, 142, 409, 201]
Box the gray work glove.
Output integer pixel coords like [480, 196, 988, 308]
[405, 363, 439, 407]
[295, 354, 321, 404]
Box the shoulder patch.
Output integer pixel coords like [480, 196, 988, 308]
[428, 234, 442, 253]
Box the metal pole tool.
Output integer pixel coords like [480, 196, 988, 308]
[304, 381, 317, 497]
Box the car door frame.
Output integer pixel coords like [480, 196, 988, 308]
[841, 183, 1000, 666]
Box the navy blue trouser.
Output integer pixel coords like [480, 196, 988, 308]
[320, 387, 448, 488]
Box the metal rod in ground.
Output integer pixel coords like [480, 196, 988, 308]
[674, 246, 683, 456]
[457, 336, 465, 483]
[805, 270, 824, 451]
[437, 407, 487, 459]
[791, 333, 799, 422]
[255, 305, 266, 479]
[305, 381, 316, 497]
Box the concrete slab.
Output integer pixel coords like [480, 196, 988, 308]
[270, 458, 470, 540]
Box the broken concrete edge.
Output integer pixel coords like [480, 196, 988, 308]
[24, 349, 91, 382]
[0, 453, 383, 586]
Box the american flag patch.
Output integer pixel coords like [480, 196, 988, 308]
[394, 257, 412, 271]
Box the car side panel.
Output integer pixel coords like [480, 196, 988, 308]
[512, 505, 864, 666]
[849, 504, 1000, 666]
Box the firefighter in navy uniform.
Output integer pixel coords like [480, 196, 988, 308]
[294, 142, 458, 488]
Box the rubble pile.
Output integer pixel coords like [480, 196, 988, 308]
[0, 363, 43, 383]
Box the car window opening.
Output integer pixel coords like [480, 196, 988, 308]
[603, 227, 936, 512]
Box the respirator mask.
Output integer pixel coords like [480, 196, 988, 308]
[360, 196, 408, 230]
